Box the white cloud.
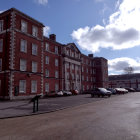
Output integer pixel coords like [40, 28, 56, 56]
[71, 0, 140, 53]
[35, 0, 48, 5]
[108, 57, 140, 74]
[43, 26, 51, 36]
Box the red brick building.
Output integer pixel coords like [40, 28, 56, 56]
[109, 73, 140, 89]
[0, 8, 108, 100]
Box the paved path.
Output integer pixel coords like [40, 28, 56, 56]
[0, 94, 103, 119]
[0, 92, 140, 140]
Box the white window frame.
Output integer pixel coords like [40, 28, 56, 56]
[55, 59, 58, 66]
[0, 20, 3, 32]
[20, 39, 27, 53]
[45, 43, 49, 51]
[55, 71, 59, 78]
[45, 83, 49, 92]
[32, 43, 38, 55]
[0, 39, 3, 52]
[21, 20, 27, 33]
[45, 56, 49, 64]
[45, 69, 49, 77]
[19, 80, 26, 93]
[32, 26, 38, 37]
[0, 59, 2, 71]
[20, 59, 26, 71]
[31, 80, 37, 93]
[32, 61, 37, 72]
[55, 46, 58, 54]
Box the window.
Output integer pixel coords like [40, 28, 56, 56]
[0, 59, 2, 71]
[66, 50, 69, 55]
[21, 20, 27, 33]
[72, 64, 74, 70]
[82, 76, 84, 81]
[55, 71, 58, 78]
[86, 59, 88, 65]
[55, 83, 59, 91]
[87, 68, 88, 73]
[45, 83, 49, 92]
[0, 20, 3, 32]
[55, 59, 58, 66]
[87, 76, 88, 82]
[55, 46, 58, 54]
[93, 69, 96, 74]
[32, 26, 38, 37]
[72, 52, 74, 57]
[66, 63, 69, 68]
[32, 61, 37, 72]
[0, 39, 3, 52]
[45, 69, 49, 77]
[45, 56, 49, 64]
[87, 85, 89, 90]
[20, 59, 26, 71]
[32, 44, 37, 55]
[19, 80, 26, 93]
[83, 85, 85, 91]
[31, 80, 37, 93]
[20, 39, 27, 53]
[67, 73, 69, 80]
[45, 43, 49, 51]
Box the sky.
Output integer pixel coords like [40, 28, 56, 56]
[1, 0, 140, 75]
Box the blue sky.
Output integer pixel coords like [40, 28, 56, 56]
[1, 0, 140, 75]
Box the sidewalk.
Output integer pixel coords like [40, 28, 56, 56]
[0, 94, 101, 119]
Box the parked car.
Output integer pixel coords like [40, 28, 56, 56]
[71, 90, 79, 95]
[107, 88, 117, 94]
[63, 91, 72, 96]
[56, 91, 64, 96]
[125, 88, 135, 92]
[115, 88, 128, 94]
[91, 88, 112, 98]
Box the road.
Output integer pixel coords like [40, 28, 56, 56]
[0, 92, 140, 140]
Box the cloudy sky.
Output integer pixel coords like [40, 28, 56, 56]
[1, 0, 140, 75]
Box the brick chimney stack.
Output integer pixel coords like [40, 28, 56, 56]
[49, 34, 56, 41]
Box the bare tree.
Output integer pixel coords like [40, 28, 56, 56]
[123, 67, 134, 74]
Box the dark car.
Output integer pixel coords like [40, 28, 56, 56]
[91, 88, 112, 98]
[125, 88, 135, 92]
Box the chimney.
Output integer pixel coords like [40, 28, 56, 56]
[88, 54, 94, 58]
[49, 34, 56, 41]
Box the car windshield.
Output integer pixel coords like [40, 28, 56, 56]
[99, 88, 108, 92]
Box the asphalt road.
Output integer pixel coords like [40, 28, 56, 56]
[0, 92, 140, 140]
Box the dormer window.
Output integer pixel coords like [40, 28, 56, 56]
[21, 20, 27, 33]
[32, 26, 38, 37]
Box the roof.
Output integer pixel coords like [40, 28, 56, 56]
[0, 8, 44, 27]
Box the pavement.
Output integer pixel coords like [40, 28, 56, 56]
[0, 94, 104, 119]
[0, 92, 140, 140]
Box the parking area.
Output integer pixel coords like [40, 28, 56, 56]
[0, 92, 136, 119]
